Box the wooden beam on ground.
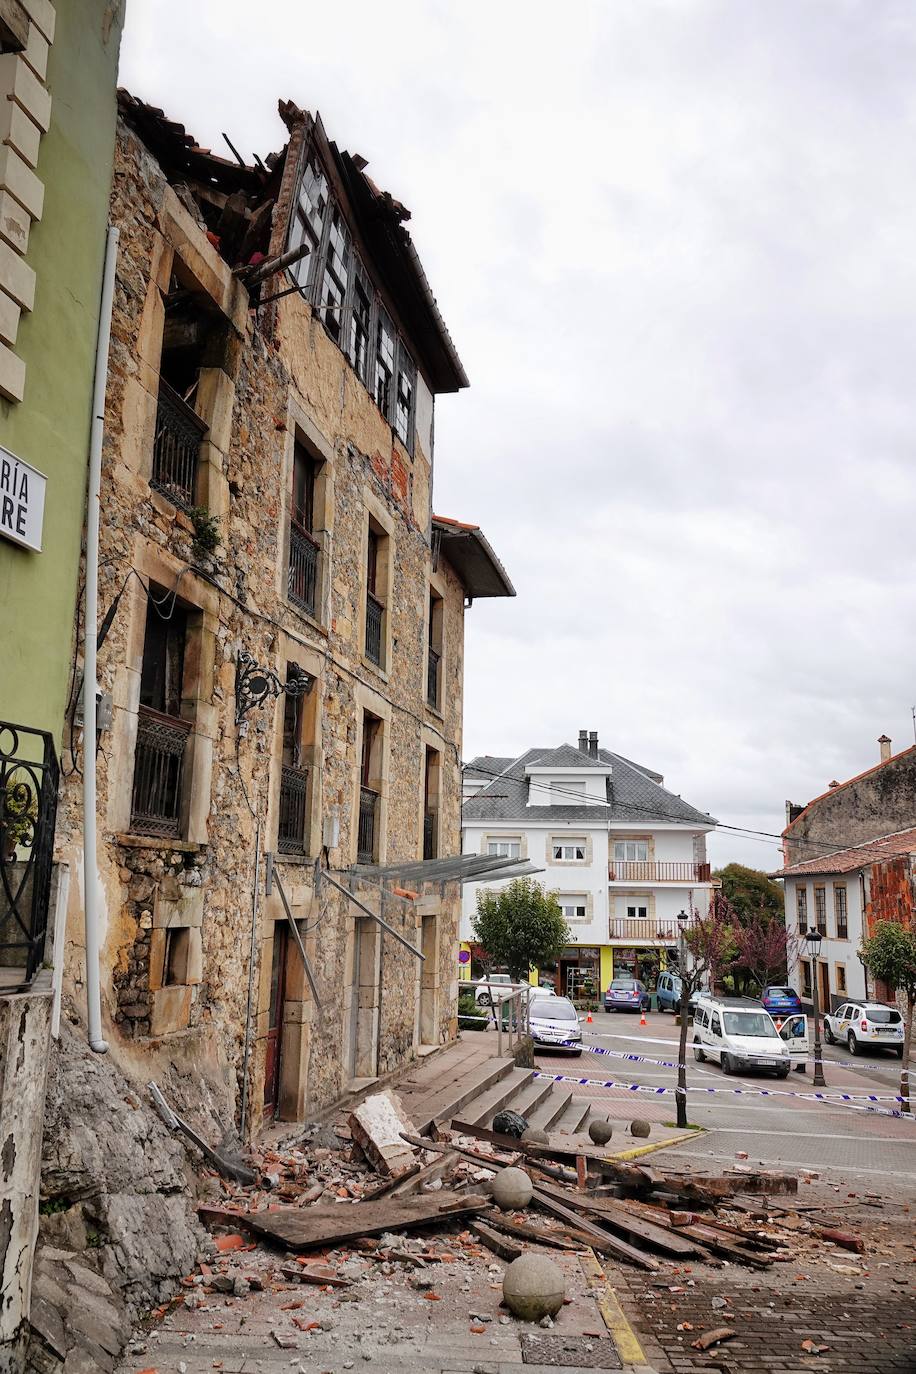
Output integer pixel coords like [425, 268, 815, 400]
[531, 1188, 659, 1272]
[469, 1219, 523, 1262]
[205, 1192, 489, 1253]
[533, 1182, 706, 1259]
[483, 1211, 594, 1251]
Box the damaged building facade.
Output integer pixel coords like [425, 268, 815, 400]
[57, 92, 513, 1134]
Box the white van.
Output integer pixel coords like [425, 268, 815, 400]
[692, 995, 790, 1078]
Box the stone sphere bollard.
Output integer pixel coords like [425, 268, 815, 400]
[588, 1118, 613, 1145]
[630, 1119, 651, 1138]
[502, 1253, 566, 1322]
[520, 1127, 549, 1145]
[491, 1166, 534, 1211]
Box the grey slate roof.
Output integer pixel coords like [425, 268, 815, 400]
[463, 754, 514, 781]
[462, 742, 716, 828]
[526, 743, 612, 771]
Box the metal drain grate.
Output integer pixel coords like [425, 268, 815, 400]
[519, 1331, 623, 1367]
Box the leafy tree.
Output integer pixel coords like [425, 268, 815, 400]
[714, 864, 784, 926]
[860, 921, 916, 1115]
[672, 893, 737, 1128]
[731, 916, 800, 994]
[472, 879, 570, 984]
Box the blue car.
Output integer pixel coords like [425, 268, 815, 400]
[604, 978, 650, 1013]
[761, 984, 803, 1017]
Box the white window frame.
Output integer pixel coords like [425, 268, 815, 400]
[625, 902, 649, 920]
[487, 838, 521, 860]
[614, 840, 649, 862]
[552, 838, 586, 862]
[559, 894, 588, 923]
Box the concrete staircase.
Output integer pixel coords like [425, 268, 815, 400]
[396, 1041, 593, 1140]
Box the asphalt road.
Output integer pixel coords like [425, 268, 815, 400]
[535, 1008, 916, 1192]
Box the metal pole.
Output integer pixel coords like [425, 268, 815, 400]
[239, 819, 261, 1137]
[811, 954, 826, 1087]
[320, 869, 425, 960]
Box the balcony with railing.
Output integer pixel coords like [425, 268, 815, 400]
[278, 764, 309, 855]
[423, 810, 437, 861]
[365, 593, 384, 666]
[151, 380, 208, 514]
[0, 721, 59, 988]
[357, 785, 379, 863]
[426, 646, 440, 709]
[130, 705, 192, 838]
[609, 917, 681, 944]
[608, 860, 711, 884]
[288, 521, 319, 616]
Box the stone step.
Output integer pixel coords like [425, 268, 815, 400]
[483, 1073, 556, 1127]
[459, 1065, 536, 1127]
[525, 1084, 574, 1132]
[405, 1053, 516, 1133]
[553, 1095, 593, 1135]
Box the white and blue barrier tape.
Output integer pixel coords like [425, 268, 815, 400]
[533, 1070, 916, 1121]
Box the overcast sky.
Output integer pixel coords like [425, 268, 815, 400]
[121, 0, 916, 871]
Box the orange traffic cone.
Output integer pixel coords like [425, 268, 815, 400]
[586, 1009, 593, 1023]
[639, 1006, 647, 1027]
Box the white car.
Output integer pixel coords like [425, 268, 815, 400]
[824, 1001, 904, 1057]
[474, 974, 512, 1006]
[528, 995, 582, 1055]
[692, 995, 791, 1077]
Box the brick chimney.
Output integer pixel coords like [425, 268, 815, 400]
[878, 734, 892, 763]
[588, 730, 598, 759]
[578, 730, 588, 754]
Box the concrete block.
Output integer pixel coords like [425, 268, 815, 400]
[18, 0, 54, 42]
[0, 233, 35, 308]
[0, 335, 24, 400]
[0, 93, 42, 167]
[0, 188, 29, 252]
[0, 143, 43, 219]
[0, 284, 19, 344]
[0, 53, 50, 132]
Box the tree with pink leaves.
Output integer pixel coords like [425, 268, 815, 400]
[731, 913, 800, 995]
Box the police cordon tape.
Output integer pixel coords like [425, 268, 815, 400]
[567, 1035, 908, 1078]
[532, 1070, 916, 1121]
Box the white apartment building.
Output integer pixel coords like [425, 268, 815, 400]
[460, 731, 717, 999]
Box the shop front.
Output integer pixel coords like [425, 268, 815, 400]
[554, 945, 601, 1003]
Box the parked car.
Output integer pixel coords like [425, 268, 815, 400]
[655, 972, 708, 1017]
[824, 1001, 905, 1057]
[692, 994, 790, 1077]
[474, 974, 512, 1006]
[761, 985, 803, 1017]
[604, 978, 650, 1013]
[528, 995, 582, 1054]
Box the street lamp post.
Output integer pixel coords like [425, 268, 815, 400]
[674, 909, 690, 1128]
[805, 928, 827, 1087]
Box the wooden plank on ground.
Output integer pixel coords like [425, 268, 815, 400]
[388, 1150, 461, 1197]
[677, 1223, 774, 1268]
[469, 1219, 523, 1262]
[228, 1192, 489, 1252]
[484, 1212, 592, 1252]
[531, 1188, 659, 1272]
[533, 1182, 704, 1258]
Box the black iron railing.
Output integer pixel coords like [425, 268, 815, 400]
[288, 521, 319, 616]
[0, 721, 59, 986]
[130, 705, 191, 837]
[358, 785, 379, 863]
[426, 646, 440, 708]
[278, 764, 309, 854]
[151, 379, 208, 513]
[365, 592, 384, 666]
[423, 810, 437, 861]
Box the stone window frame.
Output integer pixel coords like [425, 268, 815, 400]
[612, 835, 655, 863]
[424, 568, 447, 718]
[548, 833, 590, 865]
[418, 727, 442, 862]
[610, 890, 659, 937]
[278, 392, 335, 629]
[129, 185, 247, 528]
[269, 637, 324, 865]
[147, 880, 204, 1038]
[351, 680, 391, 866]
[109, 542, 218, 848]
[483, 833, 525, 860]
[557, 892, 591, 924]
[359, 487, 395, 679]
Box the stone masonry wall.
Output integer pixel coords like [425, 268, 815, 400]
[56, 120, 467, 1136]
[785, 750, 916, 863]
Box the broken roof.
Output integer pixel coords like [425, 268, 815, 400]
[783, 743, 916, 837]
[462, 744, 716, 827]
[117, 89, 467, 393]
[771, 825, 916, 879]
[433, 516, 516, 599]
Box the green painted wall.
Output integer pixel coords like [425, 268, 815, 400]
[0, 0, 123, 747]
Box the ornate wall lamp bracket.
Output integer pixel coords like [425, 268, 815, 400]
[235, 652, 314, 730]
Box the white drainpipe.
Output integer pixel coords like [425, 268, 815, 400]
[82, 224, 119, 1054]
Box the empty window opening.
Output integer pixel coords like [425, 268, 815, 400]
[163, 926, 191, 986]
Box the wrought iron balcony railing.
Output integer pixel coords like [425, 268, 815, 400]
[365, 592, 384, 666]
[423, 810, 437, 861]
[0, 721, 59, 987]
[426, 646, 440, 708]
[608, 860, 712, 883]
[278, 764, 309, 855]
[609, 917, 680, 943]
[151, 379, 208, 514]
[358, 785, 379, 864]
[288, 520, 319, 617]
[130, 705, 192, 838]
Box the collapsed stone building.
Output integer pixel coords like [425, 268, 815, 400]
[57, 90, 514, 1134]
